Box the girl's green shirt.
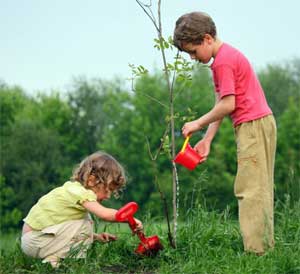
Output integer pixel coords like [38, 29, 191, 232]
[23, 181, 97, 230]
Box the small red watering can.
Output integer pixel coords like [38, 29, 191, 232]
[174, 136, 202, 170]
[115, 202, 163, 256]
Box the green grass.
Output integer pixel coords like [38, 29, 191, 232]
[1, 199, 299, 274]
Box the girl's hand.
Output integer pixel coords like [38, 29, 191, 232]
[94, 232, 117, 243]
[133, 218, 143, 233]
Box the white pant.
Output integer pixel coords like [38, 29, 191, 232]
[21, 218, 93, 263]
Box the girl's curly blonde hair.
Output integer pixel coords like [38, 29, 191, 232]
[71, 151, 126, 198]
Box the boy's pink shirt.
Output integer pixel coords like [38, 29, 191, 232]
[211, 43, 272, 126]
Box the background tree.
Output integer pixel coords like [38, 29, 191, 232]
[259, 58, 300, 117]
[0, 58, 299, 232]
[275, 98, 300, 203]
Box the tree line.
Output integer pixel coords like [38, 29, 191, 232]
[0, 59, 299, 232]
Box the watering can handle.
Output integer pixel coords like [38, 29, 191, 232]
[180, 135, 190, 153]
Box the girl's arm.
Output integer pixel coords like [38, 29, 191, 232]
[93, 232, 117, 242]
[82, 201, 143, 230]
[82, 201, 117, 221]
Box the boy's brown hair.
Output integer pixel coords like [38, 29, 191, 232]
[71, 151, 126, 198]
[173, 12, 217, 51]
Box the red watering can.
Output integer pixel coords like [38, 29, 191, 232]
[174, 136, 202, 170]
[115, 202, 163, 256]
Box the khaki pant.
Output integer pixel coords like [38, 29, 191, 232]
[234, 115, 276, 254]
[21, 217, 93, 264]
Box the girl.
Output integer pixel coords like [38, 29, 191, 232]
[21, 151, 143, 268]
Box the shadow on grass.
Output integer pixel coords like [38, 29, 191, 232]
[101, 265, 156, 274]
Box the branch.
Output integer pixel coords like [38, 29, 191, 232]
[153, 174, 176, 249]
[131, 85, 169, 109]
[135, 0, 160, 33]
[170, 51, 180, 97]
[145, 121, 170, 161]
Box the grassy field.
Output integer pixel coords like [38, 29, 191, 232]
[0, 199, 299, 274]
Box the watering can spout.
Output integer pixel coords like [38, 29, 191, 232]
[115, 202, 163, 256]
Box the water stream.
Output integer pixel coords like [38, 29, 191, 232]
[173, 163, 180, 242]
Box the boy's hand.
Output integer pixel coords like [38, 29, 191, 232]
[194, 138, 211, 162]
[133, 218, 143, 233]
[182, 120, 201, 137]
[94, 232, 117, 243]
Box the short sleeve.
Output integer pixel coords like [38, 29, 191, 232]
[212, 65, 235, 98]
[64, 182, 97, 205]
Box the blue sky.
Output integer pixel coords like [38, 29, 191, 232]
[1, 0, 300, 94]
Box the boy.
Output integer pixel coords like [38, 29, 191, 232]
[173, 12, 276, 254]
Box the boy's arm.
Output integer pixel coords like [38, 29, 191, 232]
[193, 93, 224, 160]
[182, 94, 235, 137]
[203, 119, 222, 142]
[203, 92, 224, 142]
[194, 120, 222, 162]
